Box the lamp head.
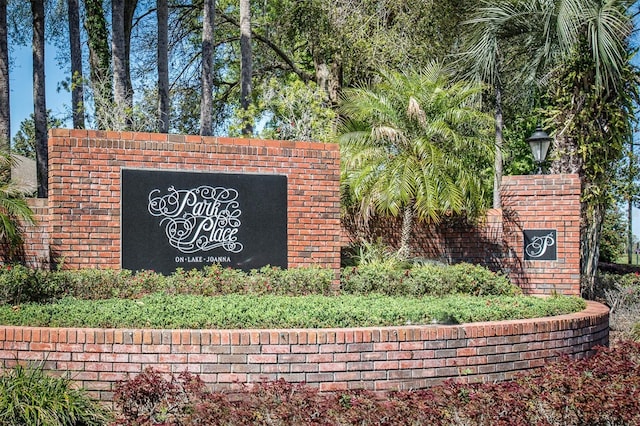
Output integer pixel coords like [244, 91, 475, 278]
[527, 126, 552, 165]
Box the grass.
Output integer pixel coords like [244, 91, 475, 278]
[0, 362, 112, 425]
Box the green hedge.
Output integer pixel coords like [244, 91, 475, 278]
[0, 264, 335, 305]
[0, 262, 517, 306]
[0, 263, 579, 330]
[341, 262, 519, 297]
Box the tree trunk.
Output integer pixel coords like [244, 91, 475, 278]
[627, 195, 633, 265]
[314, 53, 342, 106]
[123, 0, 137, 114]
[398, 200, 415, 259]
[239, 0, 252, 136]
[112, 0, 129, 129]
[31, 0, 47, 198]
[493, 80, 503, 209]
[84, 0, 111, 130]
[157, 0, 169, 133]
[581, 193, 604, 299]
[551, 130, 591, 293]
[549, 132, 582, 175]
[200, 0, 215, 136]
[0, 0, 10, 159]
[68, 0, 84, 129]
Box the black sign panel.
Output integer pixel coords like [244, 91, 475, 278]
[121, 169, 287, 274]
[523, 229, 557, 261]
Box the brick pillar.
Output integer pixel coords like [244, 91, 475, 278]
[500, 174, 581, 296]
[21, 198, 50, 268]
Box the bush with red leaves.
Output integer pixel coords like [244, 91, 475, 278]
[112, 342, 640, 425]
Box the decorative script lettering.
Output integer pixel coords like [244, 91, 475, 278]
[148, 186, 243, 254]
[525, 232, 555, 259]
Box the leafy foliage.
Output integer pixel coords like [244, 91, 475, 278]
[112, 342, 640, 426]
[111, 368, 224, 425]
[342, 262, 519, 297]
[339, 65, 493, 222]
[0, 262, 585, 329]
[599, 205, 628, 263]
[11, 112, 63, 159]
[0, 263, 63, 305]
[0, 293, 584, 329]
[0, 151, 35, 260]
[596, 271, 640, 340]
[339, 65, 493, 257]
[0, 264, 334, 305]
[251, 77, 336, 142]
[0, 362, 111, 425]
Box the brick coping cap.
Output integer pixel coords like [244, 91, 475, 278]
[48, 128, 338, 152]
[0, 301, 607, 337]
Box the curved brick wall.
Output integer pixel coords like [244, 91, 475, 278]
[0, 302, 608, 403]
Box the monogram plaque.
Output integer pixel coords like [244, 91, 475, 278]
[523, 230, 557, 261]
[121, 169, 288, 274]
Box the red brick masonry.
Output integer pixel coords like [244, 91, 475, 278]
[16, 131, 581, 296]
[39, 129, 341, 273]
[0, 301, 608, 403]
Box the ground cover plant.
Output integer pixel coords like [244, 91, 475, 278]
[110, 342, 640, 426]
[0, 263, 585, 329]
[0, 293, 585, 329]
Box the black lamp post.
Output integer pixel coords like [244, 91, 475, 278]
[526, 126, 552, 174]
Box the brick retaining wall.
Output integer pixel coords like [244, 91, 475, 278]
[0, 301, 608, 404]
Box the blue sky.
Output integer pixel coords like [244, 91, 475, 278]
[9, 43, 70, 140]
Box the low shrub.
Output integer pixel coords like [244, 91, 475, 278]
[111, 367, 228, 425]
[340, 263, 409, 295]
[0, 265, 335, 305]
[633, 323, 640, 341]
[0, 261, 513, 306]
[0, 362, 112, 426]
[55, 268, 134, 299]
[0, 264, 63, 305]
[342, 262, 519, 297]
[111, 342, 640, 426]
[0, 293, 585, 329]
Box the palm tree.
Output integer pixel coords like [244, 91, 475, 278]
[460, 0, 635, 296]
[0, 152, 35, 260]
[339, 64, 493, 258]
[460, 1, 513, 210]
